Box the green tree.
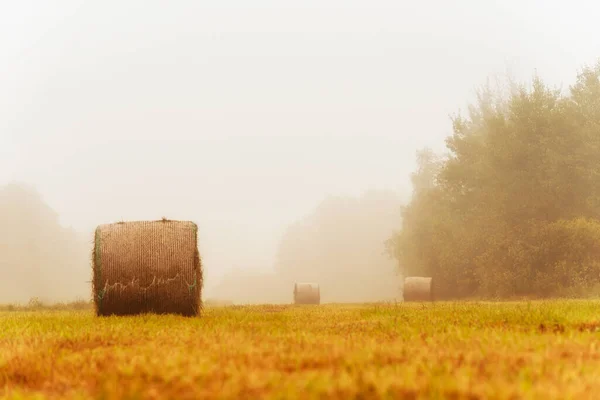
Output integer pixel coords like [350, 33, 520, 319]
[392, 62, 600, 298]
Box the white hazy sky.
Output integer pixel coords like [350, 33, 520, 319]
[1, 0, 599, 288]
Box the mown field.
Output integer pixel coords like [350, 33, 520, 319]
[2, 301, 600, 399]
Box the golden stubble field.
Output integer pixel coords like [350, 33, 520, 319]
[2, 301, 600, 399]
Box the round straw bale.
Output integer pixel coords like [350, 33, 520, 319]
[92, 219, 202, 316]
[293, 282, 320, 305]
[403, 277, 433, 302]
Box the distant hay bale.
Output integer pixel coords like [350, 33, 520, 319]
[92, 219, 202, 316]
[293, 282, 320, 305]
[403, 277, 433, 302]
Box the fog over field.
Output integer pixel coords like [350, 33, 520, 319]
[1, 1, 599, 303]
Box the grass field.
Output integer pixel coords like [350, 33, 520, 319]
[2, 300, 600, 399]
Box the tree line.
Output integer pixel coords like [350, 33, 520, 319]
[388, 62, 600, 298]
[0, 183, 90, 303]
[210, 190, 403, 304]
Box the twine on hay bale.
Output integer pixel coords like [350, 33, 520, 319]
[403, 277, 433, 302]
[92, 219, 202, 316]
[293, 282, 320, 305]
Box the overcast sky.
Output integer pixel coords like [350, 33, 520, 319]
[1, 0, 599, 288]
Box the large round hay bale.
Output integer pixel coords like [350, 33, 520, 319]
[293, 282, 320, 305]
[403, 277, 433, 302]
[92, 219, 202, 316]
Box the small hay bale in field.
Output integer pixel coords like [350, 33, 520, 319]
[92, 219, 202, 316]
[293, 282, 320, 305]
[403, 277, 433, 302]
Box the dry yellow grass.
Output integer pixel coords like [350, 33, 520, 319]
[2, 301, 600, 399]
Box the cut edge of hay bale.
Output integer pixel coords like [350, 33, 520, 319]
[293, 282, 320, 305]
[91, 225, 102, 316]
[403, 276, 433, 302]
[91, 219, 203, 317]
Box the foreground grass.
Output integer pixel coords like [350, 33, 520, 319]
[2, 301, 600, 399]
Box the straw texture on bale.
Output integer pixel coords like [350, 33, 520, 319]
[403, 277, 433, 302]
[92, 219, 202, 316]
[293, 282, 320, 305]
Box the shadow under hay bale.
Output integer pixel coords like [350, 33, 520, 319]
[92, 219, 202, 317]
[293, 282, 320, 305]
[403, 277, 433, 302]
